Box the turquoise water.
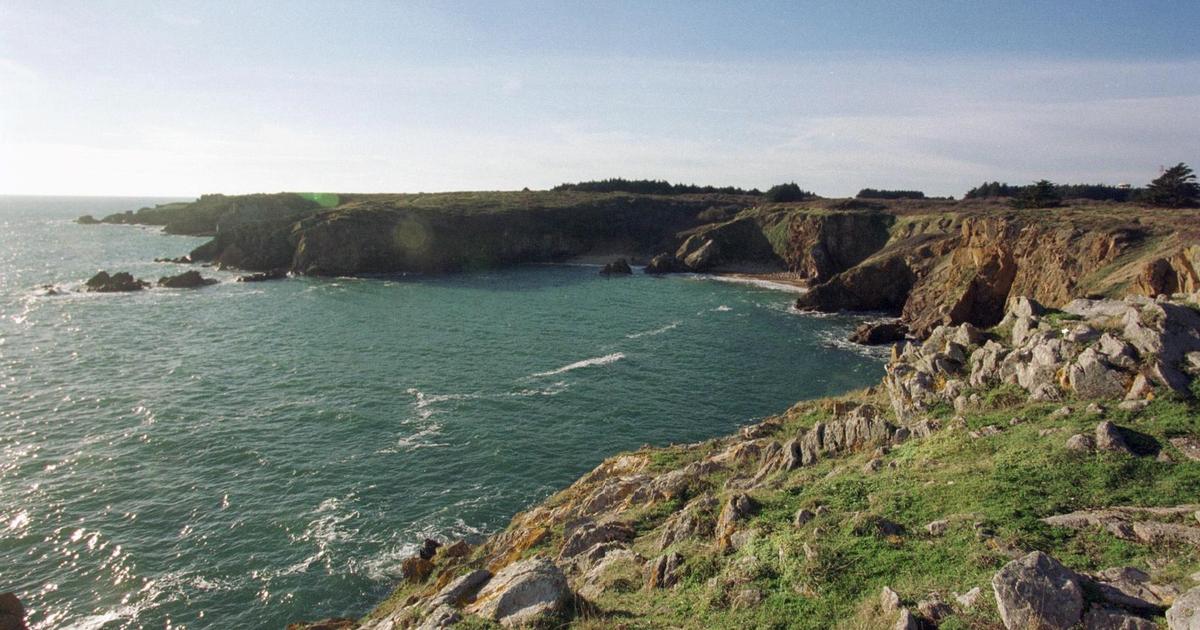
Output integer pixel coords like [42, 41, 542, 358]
[0, 196, 885, 629]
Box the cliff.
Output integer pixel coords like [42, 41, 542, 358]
[296, 294, 1200, 629]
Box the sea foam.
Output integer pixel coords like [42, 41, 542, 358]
[531, 352, 625, 377]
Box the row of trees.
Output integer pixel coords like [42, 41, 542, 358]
[967, 163, 1198, 209]
[551, 164, 1198, 209]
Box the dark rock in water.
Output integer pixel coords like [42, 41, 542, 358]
[418, 538, 442, 560]
[600, 258, 633, 275]
[85, 271, 148, 292]
[236, 269, 288, 282]
[158, 270, 218, 289]
[284, 618, 355, 630]
[37, 284, 63, 296]
[154, 256, 192, 264]
[849, 321, 908, 345]
[0, 592, 28, 630]
[75, 214, 100, 225]
[644, 253, 681, 275]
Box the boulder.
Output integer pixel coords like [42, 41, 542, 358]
[917, 594, 953, 622]
[599, 258, 633, 275]
[236, 269, 288, 282]
[1069, 348, 1130, 399]
[558, 520, 634, 560]
[925, 519, 949, 536]
[1095, 421, 1132, 454]
[401, 556, 435, 583]
[1088, 566, 1177, 612]
[419, 538, 443, 560]
[158, 270, 219, 289]
[991, 551, 1084, 630]
[85, 271, 148, 292]
[644, 253, 681, 275]
[880, 586, 901, 613]
[715, 493, 759, 551]
[1168, 585, 1200, 629]
[645, 552, 685, 589]
[893, 608, 919, 630]
[955, 586, 982, 608]
[0, 593, 27, 630]
[428, 569, 492, 609]
[466, 558, 571, 627]
[848, 321, 908, 345]
[1067, 434, 1097, 452]
[1082, 607, 1156, 630]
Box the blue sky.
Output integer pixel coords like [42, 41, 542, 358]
[1, 1, 1197, 196]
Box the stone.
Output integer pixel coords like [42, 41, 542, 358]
[402, 556, 435, 583]
[1082, 607, 1156, 630]
[1066, 324, 1100, 343]
[558, 520, 634, 560]
[1087, 402, 1105, 415]
[1069, 348, 1130, 399]
[428, 569, 492, 609]
[85, 270, 148, 292]
[416, 605, 461, 630]
[1051, 406, 1073, 419]
[1090, 566, 1178, 612]
[862, 458, 883, 473]
[918, 594, 953, 622]
[893, 608, 919, 630]
[1125, 374, 1153, 400]
[158, 270, 219, 288]
[715, 493, 759, 551]
[953, 323, 985, 347]
[1009, 296, 1045, 319]
[1095, 421, 1132, 454]
[1170, 586, 1200, 629]
[925, 519, 949, 536]
[658, 494, 717, 550]
[955, 586, 982, 608]
[880, 586, 901, 613]
[1169, 437, 1200, 462]
[440, 540, 472, 560]
[236, 269, 288, 282]
[645, 552, 685, 589]
[991, 551, 1084, 630]
[419, 538, 442, 560]
[466, 558, 570, 627]
[793, 508, 816, 527]
[644, 253, 680, 274]
[577, 549, 641, 599]
[0, 593, 26, 630]
[849, 321, 907, 345]
[599, 258, 633, 275]
[1118, 400, 1149, 412]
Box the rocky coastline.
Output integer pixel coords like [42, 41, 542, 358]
[79, 191, 1200, 628]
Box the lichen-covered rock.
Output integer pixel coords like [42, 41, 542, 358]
[427, 569, 491, 609]
[466, 558, 571, 627]
[1069, 348, 1130, 399]
[1168, 585, 1200, 629]
[1082, 606, 1156, 630]
[658, 494, 717, 550]
[715, 493, 759, 551]
[557, 519, 634, 560]
[991, 551, 1083, 630]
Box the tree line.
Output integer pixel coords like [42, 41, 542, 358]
[964, 163, 1198, 208]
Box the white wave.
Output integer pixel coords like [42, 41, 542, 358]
[625, 321, 680, 339]
[685, 272, 809, 294]
[531, 352, 625, 377]
[713, 305, 733, 312]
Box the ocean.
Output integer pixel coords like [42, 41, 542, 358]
[0, 196, 885, 629]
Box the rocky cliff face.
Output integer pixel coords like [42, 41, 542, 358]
[796, 207, 1200, 337]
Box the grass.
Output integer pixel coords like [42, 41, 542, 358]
[553, 391, 1200, 629]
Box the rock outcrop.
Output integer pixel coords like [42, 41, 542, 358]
[599, 258, 632, 275]
[991, 551, 1084, 630]
[158, 270, 219, 288]
[84, 271, 148, 292]
[464, 558, 570, 627]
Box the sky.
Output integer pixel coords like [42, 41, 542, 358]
[1, 0, 1198, 197]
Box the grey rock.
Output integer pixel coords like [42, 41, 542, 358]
[1067, 434, 1097, 452]
[893, 607, 919, 630]
[1069, 348, 1129, 399]
[925, 519, 949, 536]
[558, 520, 634, 560]
[1082, 606, 1156, 630]
[428, 569, 492, 609]
[465, 558, 571, 627]
[1170, 586, 1200, 629]
[955, 586, 982, 608]
[991, 551, 1083, 630]
[880, 585, 901, 613]
[416, 605, 462, 630]
[1095, 421, 1132, 454]
[645, 552, 685, 589]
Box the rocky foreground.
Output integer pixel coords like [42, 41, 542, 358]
[287, 293, 1200, 629]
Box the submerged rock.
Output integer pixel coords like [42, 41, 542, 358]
[236, 269, 288, 282]
[0, 593, 27, 630]
[85, 271, 148, 292]
[158, 270, 218, 289]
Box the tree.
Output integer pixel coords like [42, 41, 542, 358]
[764, 182, 815, 202]
[1010, 180, 1062, 209]
[1144, 163, 1199, 208]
